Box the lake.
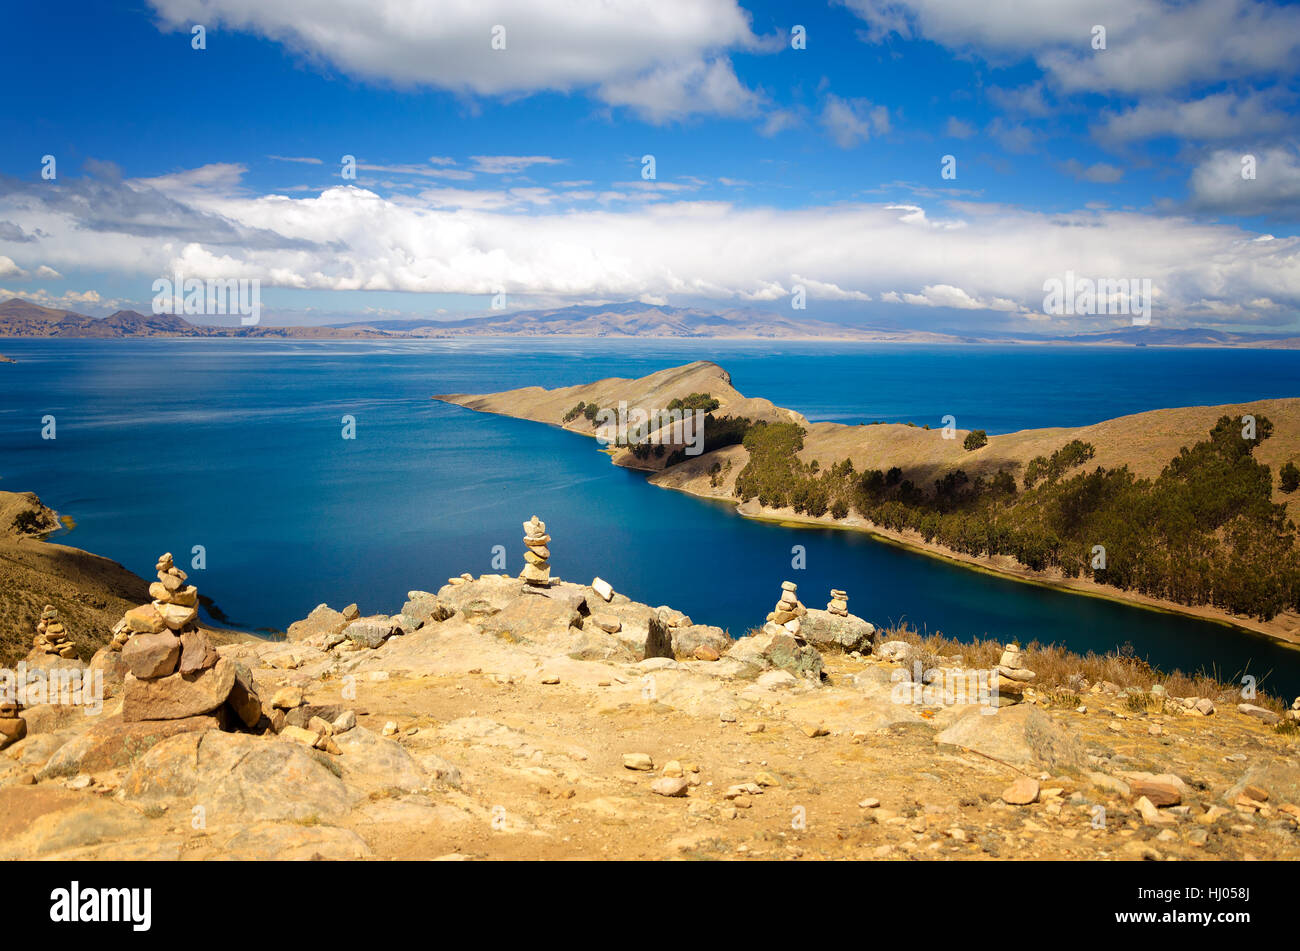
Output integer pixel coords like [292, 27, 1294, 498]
[2, 337, 1299, 694]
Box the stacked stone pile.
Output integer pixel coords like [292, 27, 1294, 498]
[826, 589, 849, 617]
[0, 699, 25, 751]
[521, 515, 551, 590]
[115, 553, 263, 730]
[33, 605, 77, 658]
[764, 581, 807, 637]
[993, 643, 1036, 704]
[107, 619, 131, 652]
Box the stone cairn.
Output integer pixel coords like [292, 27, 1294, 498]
[0, 698, 25, 751]
[521, 515, 551, 590]
[112, 553, 262, 729]
[765, 580, 807, 637]
[33, 605, 77, 659]
[993, 643, 1036, 704]
[826, 588, 849, 617]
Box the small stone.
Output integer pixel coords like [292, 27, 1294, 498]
[693, 644, 720, 662]
[651, 776, 690, 797]
[381, 721, 399, 737]
[591, 577, 614, 602]
[1000, 777, 1040, 805]
[271, 686, 305, 710]
[858, 797, 881, 808]
[332, 710, 357, 734]
[802, 724, 829, 738]
[622, 752, 654, 771]
[1136, 795, 1173, 825]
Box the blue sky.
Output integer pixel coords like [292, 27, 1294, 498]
[0, 0, 1297, 332]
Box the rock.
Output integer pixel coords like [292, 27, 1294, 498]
[725, 629, 823, 681]
[332, 710, 357, 734]
[0, 716, 28, 748]
[876, 641, 911, 663]
[1136, 795, 1173, 825]
[590, 613, 622, 634]
[643, 616, 674, 660]
[1000, 777, 1040, 805]
[286, 604, 347, 643]
[693, 644, 720, 662]
[651, 776, 690, 797]
[1194, 698, 1215, 716]
[281, 725, 320, 748]
[178, 630, 220, 674]
[122, 658, 237, 722]
[225, 661, 262, 728]
[119, 731, 351, 821]
[124, 604, 167, 634]
[935, 705, 1083, 771]
[153, 602, 198, 631]
[39, 713, 225, 778]
[1130, 778, 1182, 807]
[623, 753, 654, 771]
[271, 686, 305, 710]
[121, 631, 182, 679]
[344, 620, 390, 649]
[401, 592, 453, 625]
[478, 595, 581, 642]
[333, 726, 427, 795]
[671, 623, 729, 658]
[799, 609, 877, 653]
[1237, 703, 1280, 725]
[757, 670, 799, 690]
[89, 647, 131, 690]
[591, 577, 614, 602]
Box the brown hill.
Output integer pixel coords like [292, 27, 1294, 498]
[0, 491, 254, 666]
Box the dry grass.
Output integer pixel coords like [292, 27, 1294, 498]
[877, 623, 1288, 712]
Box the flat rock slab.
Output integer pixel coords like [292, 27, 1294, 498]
[935, 704, 1084, 771]
[38, 712, 224, 779]
[119, 731, 351, 822]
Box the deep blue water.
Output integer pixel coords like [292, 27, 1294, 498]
[2, 338, 1299, 694]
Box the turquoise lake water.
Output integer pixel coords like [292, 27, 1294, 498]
[2, 338, 1299, 694]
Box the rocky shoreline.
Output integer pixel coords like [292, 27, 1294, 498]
[2, 532, 1298, 861]
[437, 361, 1300, 647]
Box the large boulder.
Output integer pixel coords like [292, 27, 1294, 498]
[119, 731, 351, 822]
[935, 704, 1084, 771]
[121, 657, 236, 721]
[725, 629, 824, 681]
[799, 610, 877, 653]
[38, 712, 225, 778]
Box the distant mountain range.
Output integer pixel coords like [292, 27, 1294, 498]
[0, 297, 1296, 347]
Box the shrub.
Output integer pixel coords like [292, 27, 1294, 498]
[1281, 461, 1300, 493]
[963, 429, 988, 451]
